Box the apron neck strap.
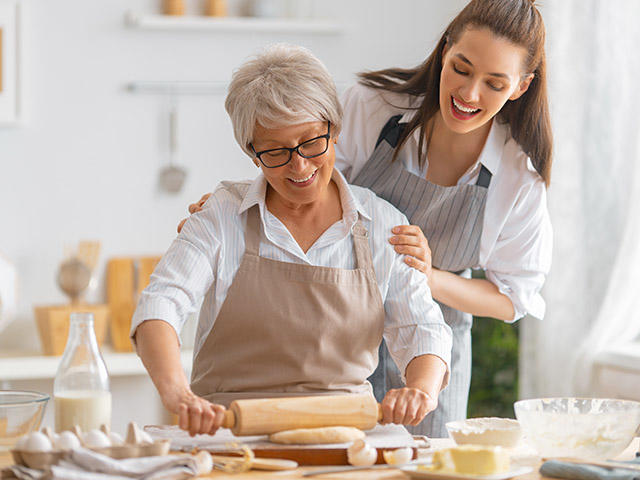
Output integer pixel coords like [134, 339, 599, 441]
[352, 219, 374, 271]
[244, 205, 262, 255]
[375, 114, 405, 149]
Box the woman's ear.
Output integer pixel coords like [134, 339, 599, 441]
[333, 134, 339, 144]
[509, 73, 534, 101]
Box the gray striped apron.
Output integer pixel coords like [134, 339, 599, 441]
[351, 115, 491, 438]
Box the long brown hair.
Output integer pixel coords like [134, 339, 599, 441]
[358, 0, 552, 186]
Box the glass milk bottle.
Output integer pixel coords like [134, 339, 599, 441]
[54, 312, 111, 432]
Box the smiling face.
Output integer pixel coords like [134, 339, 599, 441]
[439, 27, 533, 134]
[251, 121, 337, 209]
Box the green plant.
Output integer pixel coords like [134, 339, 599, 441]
[468, 315, 520, 418]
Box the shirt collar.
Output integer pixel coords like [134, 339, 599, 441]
[476, 119, 507, 175]
[399, 109, 508, 176]
[238, 168, 372, 224]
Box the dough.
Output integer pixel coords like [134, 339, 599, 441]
[269, 426, 365, 445]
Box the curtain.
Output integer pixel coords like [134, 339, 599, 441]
[519, 1, 640, 398]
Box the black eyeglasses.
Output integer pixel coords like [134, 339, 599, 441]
[250, 122, 331, 168]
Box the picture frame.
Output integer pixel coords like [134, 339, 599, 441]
[0, 0, 20, 126]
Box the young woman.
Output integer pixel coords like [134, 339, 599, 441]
[181, 0, 552, 437]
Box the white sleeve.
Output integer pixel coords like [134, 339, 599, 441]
[383, 243, 453, 386]
[336, 84, 386, 181]
[484, 179, 552, 321]
[130, 213, 219, 343]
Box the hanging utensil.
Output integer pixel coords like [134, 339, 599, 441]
[159, 103, 187, 193]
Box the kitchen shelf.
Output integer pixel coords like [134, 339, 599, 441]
[125, 11, 344, 35]
[0, 348, 193, 381]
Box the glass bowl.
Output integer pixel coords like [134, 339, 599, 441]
[0, 390, 50, 451]
[514, 397, 640, 459]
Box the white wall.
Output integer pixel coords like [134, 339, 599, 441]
[0, 0, 466, 428]
[0, 0, 467, 350]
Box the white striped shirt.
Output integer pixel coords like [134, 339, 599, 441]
[131, 169, 452, 380]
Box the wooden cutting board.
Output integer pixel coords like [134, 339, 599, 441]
[145, 424, 424, 465]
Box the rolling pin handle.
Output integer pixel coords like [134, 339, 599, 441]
[222, 409, 236, 429]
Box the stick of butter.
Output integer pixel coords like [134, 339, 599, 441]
[431, 445, 510, 475]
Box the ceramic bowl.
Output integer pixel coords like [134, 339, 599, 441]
[446, 417, 522, 447]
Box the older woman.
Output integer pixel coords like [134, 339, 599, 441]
[131, 44, 452, 436]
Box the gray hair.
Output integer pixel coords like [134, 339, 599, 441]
[225, 44, 342, 157]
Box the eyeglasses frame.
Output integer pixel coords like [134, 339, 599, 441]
[250, 122, 332, 168]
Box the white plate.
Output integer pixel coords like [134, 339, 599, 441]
[401, 466, 533, 480]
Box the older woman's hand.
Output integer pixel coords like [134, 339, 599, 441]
[389, 225, 434, 281]
[161, 384, 226, 437]
[177, 193, 213, 233]
[380, 387, 437, 426]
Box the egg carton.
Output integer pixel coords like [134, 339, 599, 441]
[11, 422, 170, 470]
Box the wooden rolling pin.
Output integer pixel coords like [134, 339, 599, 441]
[221, 395, 383, 436]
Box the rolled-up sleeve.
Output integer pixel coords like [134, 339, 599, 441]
[383, 253, 453, 387]
[484, 179, 552, 321]
[130, 214, 218, 344]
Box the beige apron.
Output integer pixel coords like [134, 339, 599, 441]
[190, 205, 385, 407]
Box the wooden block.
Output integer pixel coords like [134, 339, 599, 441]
[107, 256, 161, 352]
[204, 0, 227, 16]
[163, 0, 184, 15]
[33, 304, 109, 356]
[136, 257, 160, 297]
[109, 304, 135, 352]
[107, 258, 134, 306]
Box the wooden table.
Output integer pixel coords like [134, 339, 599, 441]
[2, 438, 638, 479]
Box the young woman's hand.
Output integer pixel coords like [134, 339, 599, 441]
[177, 193, 213, 233]
[160, 384, 226, 437]
[380, 387, 437, 426]
[389, 225, 433, 281]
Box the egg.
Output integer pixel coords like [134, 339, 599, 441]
[108, 431, 124, 446]
[55, 431, 81, 450]
[382, 447, 413, 465]
[24, 432, 53, 452]
[194, 451, 214, 475]
[347, 439, 377, 466]
[14, 435, 29, 450]
[83, 429, 111, 448]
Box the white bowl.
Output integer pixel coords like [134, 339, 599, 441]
[446, 417, 522, 447]
[514, 397, 640, 459]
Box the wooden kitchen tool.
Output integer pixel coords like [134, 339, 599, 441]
[34, 304, 109, 356]
[34, 241, 107, 355]
[107, 256, 160, 352]
[221, 395, 382, 436]
[204, 0, 226, 16]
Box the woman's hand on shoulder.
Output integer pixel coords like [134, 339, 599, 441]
[161, 384, 226, 436]
[380, 387, 437, 426]
[177, 193, 213, 233]
[389, 225, 433, 281]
